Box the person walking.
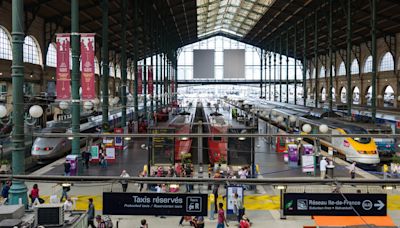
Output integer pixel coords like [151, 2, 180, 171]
[217, 202, 229, 228]
[140, 219, 148, 228]
[1, 180, 11, 201]
[349, 161, 356, 179]
[87, 198, 95, 228]
[234, 193, 244, 223]
[120, 170, 130, 192]
[82, 149, 91, 169]
[319, 157, 328, 180]
[60, 183, 71, 202]
[63, 196, 73, 211]
[64, 160, 71, 176]
[239, 215, 251, 228]
[29, 184, 40, 204]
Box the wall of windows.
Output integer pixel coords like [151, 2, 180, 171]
[177, 36, 302, 81]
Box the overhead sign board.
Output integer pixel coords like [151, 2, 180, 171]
[103, 192, 207, 216]
[284, 193, 386, 216]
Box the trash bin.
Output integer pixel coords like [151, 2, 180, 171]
[326, 165, 335, 178]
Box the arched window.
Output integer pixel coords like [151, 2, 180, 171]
[383, 85, 394, 107]
[338, 62, 346, 75]
[332, 87, 336, 102]
[319, 66, 325, 78]
[116, 64, 121, 78]
[0, 26, 12, 60]
[379, 52, 394, 71]
[352, 86, 360, 105]
[364, 56, 372, 73]
[109, 63, 115, 76]
[340, 87, 347, 103]
[350, 59, 359, 75]
[312, 68, 316, 79]
[321, 87, 326, 101]
[366, 86, 372, 106]
[23, 36, 41, 64]
[46, 43, 57, 67]
[94, 57, 100, 75]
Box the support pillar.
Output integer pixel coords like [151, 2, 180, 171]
[260, 49, 263, 98]
[120, 0, 127, 127]
[314, 10, 318, 108]
[371, 0, 377, 122]
[328, 0, 334, 112]
[155, 54, 159, 111]
[133, 0, 139, 123]
[268, 47, 272, 101]
[303, 19, 307, 107]
[294, 24, 297, 105]
[346, 0, 352, 115]
[273, 40, 277, 101]
[71, 0, 81, 157]
[9, 0, 28, 206]
[279, 36, 282, 102]
[286, 32, 289, 103]
[101, 0, 109, 131]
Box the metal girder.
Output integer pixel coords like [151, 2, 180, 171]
[24, 4, 41, 33]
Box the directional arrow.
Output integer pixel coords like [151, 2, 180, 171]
[374, 200, 385, 210]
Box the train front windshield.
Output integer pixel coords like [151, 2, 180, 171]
[344, 127, 371, 144]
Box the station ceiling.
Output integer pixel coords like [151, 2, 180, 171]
[21, 0, 400, 60]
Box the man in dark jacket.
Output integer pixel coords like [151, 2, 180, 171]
[87, 198, 95, 228]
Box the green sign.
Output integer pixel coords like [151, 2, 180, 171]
[90, 145, 99, 159]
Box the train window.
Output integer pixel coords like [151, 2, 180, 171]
[344, 128, 371, 144]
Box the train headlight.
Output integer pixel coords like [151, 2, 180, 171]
[35, 147, 40, 151]
[357, 150, 366, 154]
[44, 147, 53, 151]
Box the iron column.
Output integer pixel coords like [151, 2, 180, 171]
[371, 0, 377, 122]
[346, 0, 352, 115]
[303, 18, 307, 107]
[294, 24, 297, 105]
[71, 0, 81, 157]
[273, 40, 277, 101]
[314, 9, 318, 108]
[286, 32, 289, 103]
[101, 0, 109, 131]
[260, 49, 263, 98]
[133, 0, 139, 123]
[279, 36, 282, 102]
[328, 0, 334, 112]
[9, 0, 28, 206]
[120, 0, 127, 127]
[269, 46, 272, 101]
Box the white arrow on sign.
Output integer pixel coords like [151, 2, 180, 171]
[374, 200, 385, 210]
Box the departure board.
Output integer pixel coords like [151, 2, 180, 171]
[150, 128, 175, 165]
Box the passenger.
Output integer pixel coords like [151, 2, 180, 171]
[87, 198, 95, 228]
[119, 170, 130, 192]
[234, 193, 245, 224]
[157, 166, 163, 177]
[185, 164, 193, 192]
[1, 180, 11, 200]
[60, 183, 71, 202]
[82, 149, 91, 169]
[193, 215, 205, 228]
[96, 215, 106, 228]
[217, 202, 229, 228]
[138, 171, 144, 192]
[319, 157, 328, 180]
[63, 196, 73, 211]
[349, 161, 356, 179]
[64, 160, 71, 176]
[178, 215, 193, 226]
[29, 184, 40, 204]
[140, 219, 148, 228]
[239, 215, 251, 228]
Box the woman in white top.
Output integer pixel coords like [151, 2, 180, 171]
[63, 197, 73, 211]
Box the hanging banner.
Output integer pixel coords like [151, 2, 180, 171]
[138, 65, 143, 95]
[56, 34, 71, 100]
[148, 66, 154, 95]
[80, 33, 96, 100]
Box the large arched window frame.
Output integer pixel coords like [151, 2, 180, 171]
[109, 63, 115, 77]
[379, 52, 394, 72]
[319, 66, 325, 78]
[0, 26, 12, 60]
[46, 43, 57, 67]
[23, 36, 42, 65]
[350, 59, 359, 75]
[363, 56, 372, 73]
[338, 61, 346, 75]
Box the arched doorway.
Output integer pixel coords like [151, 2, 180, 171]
[366, 86, 372, 106]
[340, 87, 347, 103]
[383, 85, 394, 107]
[352, 86, 360, 105]
[321, 87, 326, 102]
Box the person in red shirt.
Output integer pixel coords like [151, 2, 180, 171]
[29, 184, 39, 204]
[217, 202, 229, 228]
[239, 215, 250, 228]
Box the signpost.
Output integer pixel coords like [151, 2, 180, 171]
[103, 192, 207, 216]
[284, 193, 387, 216]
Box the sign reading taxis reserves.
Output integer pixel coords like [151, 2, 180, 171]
[103, 192, 208, 216]
[284, 193, 387, 216]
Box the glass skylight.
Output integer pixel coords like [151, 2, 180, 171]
[197, 0, 275, 38]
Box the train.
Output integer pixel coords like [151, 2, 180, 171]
[31, 108, 135, 163]
[168, 108, 195, 162]
[297, 117, 380, 165]
[206, 108, 228, 164]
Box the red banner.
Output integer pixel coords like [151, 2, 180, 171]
[56, 34, 71, 100]
[138, 65, 143, 95]
[80, 34, 96, 100]
[148, 66, 154, 95]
